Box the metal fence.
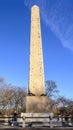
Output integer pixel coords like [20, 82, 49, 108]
[0, 116, 73, 128]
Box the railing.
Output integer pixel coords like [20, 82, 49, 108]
[0, 116, 73, 128]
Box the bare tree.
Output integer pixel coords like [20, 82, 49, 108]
[12, 87, 27, 113]
[56, 96, 73, 116]
[46, 80, 59, 98]
[0, 77, 27, 115]
[0, 77, 4, 83]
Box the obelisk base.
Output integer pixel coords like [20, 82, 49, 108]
[26, 96, 49, 113]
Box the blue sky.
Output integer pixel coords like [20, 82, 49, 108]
[0, 0, 73, 99]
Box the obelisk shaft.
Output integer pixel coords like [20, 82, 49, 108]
[29, 5, 45, 96]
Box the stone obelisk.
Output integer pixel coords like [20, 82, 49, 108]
[29, 5, 45, 95]
[26, 5, 49, 112]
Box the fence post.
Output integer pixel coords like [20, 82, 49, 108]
[22, 115, 26, 128]
[4, 115, 8, 126]
[49, 116, 53, 128]
[68, 117, 72, 126]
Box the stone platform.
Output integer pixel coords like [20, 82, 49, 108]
[21, 112, 50, 122]
[21, 112, 53, 127]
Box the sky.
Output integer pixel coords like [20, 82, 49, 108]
[0, 0, 73, 99]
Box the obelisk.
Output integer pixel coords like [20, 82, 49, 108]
[26, 5, 49, 112]
[29, 5, 45, 95]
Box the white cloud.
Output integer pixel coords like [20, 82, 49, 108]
[24, 0, 73, 51]
[41, 0, 73, 51]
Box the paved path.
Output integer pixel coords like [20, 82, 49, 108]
[0, 127, 73, 130]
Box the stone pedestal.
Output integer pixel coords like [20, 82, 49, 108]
[26, 96, 49, 113]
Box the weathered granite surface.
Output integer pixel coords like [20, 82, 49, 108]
[26, 96, 49, 113]
[28, 5, 45, 96]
